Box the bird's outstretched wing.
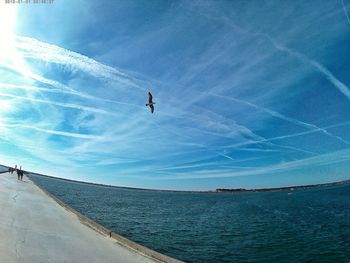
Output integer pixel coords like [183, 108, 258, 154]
[148, 92, 153, 104]
[150, 104, 154, 113]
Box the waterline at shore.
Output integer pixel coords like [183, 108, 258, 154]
[0, 172, 182, 263]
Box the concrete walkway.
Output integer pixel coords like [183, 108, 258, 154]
[0, 173, 162, 263]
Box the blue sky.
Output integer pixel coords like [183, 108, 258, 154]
[0, 0, 350, 190]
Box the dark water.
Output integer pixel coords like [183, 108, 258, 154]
[0, 166, 8, 173]
[28, 174, 350, 263]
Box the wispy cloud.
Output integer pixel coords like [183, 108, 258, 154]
[0, 92, 115, 116]
[219, 17, 350, 104]
[15, 36, 144, 91]
[222, 121, 350, 150]
[0, 0, 349, 189]
[0, 123, 102, 139]
[207, 92, 350, 145]
[154, 148, 350, 180]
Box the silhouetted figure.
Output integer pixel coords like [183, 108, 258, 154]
[146, 92, 155, 113]
[17, 169, 20, 180]
[20, 170, 23, 181]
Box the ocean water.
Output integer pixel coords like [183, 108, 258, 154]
[28, 174, 350, 263]
[0, 166, 8, 173]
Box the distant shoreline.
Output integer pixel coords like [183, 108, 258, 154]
[2, 164, 349, 193]
[215, 179, 350, 193]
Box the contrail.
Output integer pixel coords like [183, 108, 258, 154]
[156, 159, 262, 172]
[193, 12, 350, 105]
[187, 104, 317, 156]
[224, 120, 350, 149]
[342, 0, 350, 26]
[0, 92, 117, 116]
[270, 144, 316, 156]
[281, 45, 350, 102]
[237, 147, 280, 153]
[208, 92, 350, 145]
[0, 123, 102, 139]
[0, 61, 142, 109]
[0, 61, 78, 94]
[0, 82, 144, 109]
[153, 148, 350, 180]
[216, 152, 235, 160]
[222, 19, 350, 103]
[15, 35, 144, 91]
[0, 83, 70, 94]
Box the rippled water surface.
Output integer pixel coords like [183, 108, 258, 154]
[28, 174, 350, 263]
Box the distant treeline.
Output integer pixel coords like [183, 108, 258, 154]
[216, 179, 350, 193]
[216, 188, 247, 192]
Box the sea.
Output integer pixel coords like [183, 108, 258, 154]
[27, 174, 350, 263]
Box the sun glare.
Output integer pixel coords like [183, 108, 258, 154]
[0, 100, 13, 111]
[0, 4, 17, 59]
[0, 3, 31, 76]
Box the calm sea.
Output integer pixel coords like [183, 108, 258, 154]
[28, 174, 350, 263]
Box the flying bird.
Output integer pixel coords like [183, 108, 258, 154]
[146, 91, 155, 113]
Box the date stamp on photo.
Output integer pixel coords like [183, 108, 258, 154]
[4, 0, 54, 4]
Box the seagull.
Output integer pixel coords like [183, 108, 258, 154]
[146, 91, 155, 113]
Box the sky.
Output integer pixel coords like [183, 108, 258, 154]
[0, 0, 350, 190]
